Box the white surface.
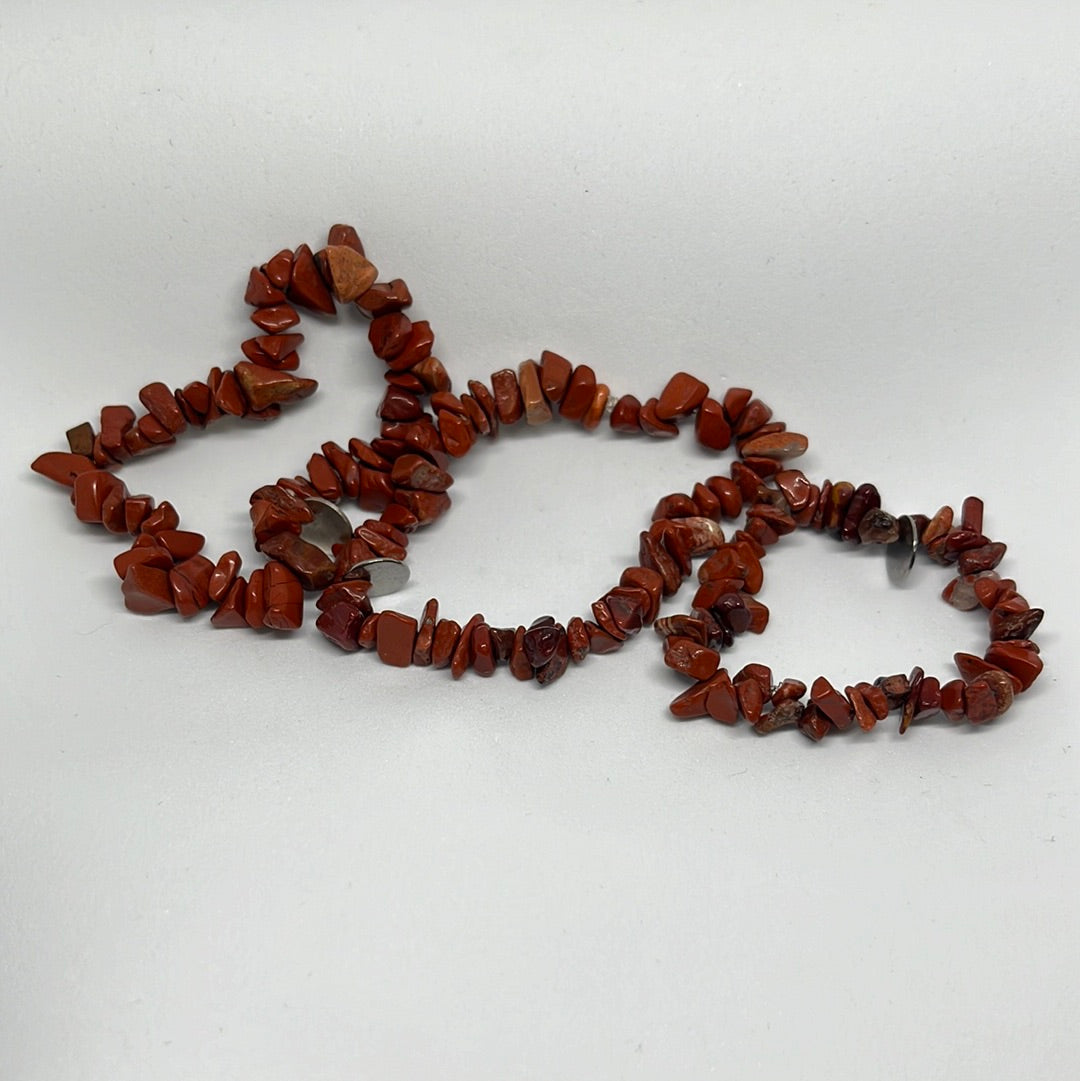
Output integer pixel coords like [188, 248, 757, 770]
[2, 3, 1079, 1078]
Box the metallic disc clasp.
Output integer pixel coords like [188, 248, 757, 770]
[342, 557, 410, 597]
[300, 497, 354, 555]
[886, 514, 919, 584]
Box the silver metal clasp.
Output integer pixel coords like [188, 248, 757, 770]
[886, 515, 918, 584]
[301, 496, 410, 596]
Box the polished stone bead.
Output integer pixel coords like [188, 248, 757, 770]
[288, 243, 336, 314]
[140, 501, 179, 534]
[393, 489, 452, 524]
[705, 476, 743, 519]
[166, 555, 214, 618]
[653, 493, 697, 520]
[244, 266, 286, 307]
[721, 387, 753, 427]
[113, 542, 172, 579]
[953, 651, 1023, 694]
[305, 454, 343, 500]
[990, 600, 1043, 641]
[839, 483, 880, 543]
[810, 675, 853, 730]
[744, 597, 769, 633]
[694, 397, 732, 450]
[211, 577, 250, 629]
[585, 620, 622, 654]
[922, 506, 954, 546]
[619, 566, 664, 623]
[874, 673, 910, 709]
[610, 394, 642, 432]
[755, 699, 804, 734]
[656, 372, 708, 420]
[664, 636, 721, 681]
[467, 380, 500, 436]
[898, 666, 924, 734]
[638, 398, 679, 437]
[739, 430, 808, 460]
[798, 705, 831, 741]
[379, 386, 424, 422]
[138, 381, 187, 434]
[539, 350, 573, 404]
[460, 393, 491, 437]
[258, 531, 336, 590]
[369, 312, 412, 360]
[858, 508, 900, 544]
[121, 563, 175, 615]
[535, 628, 570, 686]
[326, 224, 364, 254]
[490, 368, 524, 424]
[156, 529, 205, 561]
[451, 614, 485, 679]
[939, 678, 967, 721]
[72, 470, 127, 524]
[262, 249, 293, 289]
[316, 580, 373, 615]
[431, 619, 461, 669]
[733, 398, 772, 437]
[942, 573, 992, 611]
[774, 469, 812, 512]
[582, 384, 610, 431]
[489, 626, 517, 664]
[638, 531, 682, 595]
[964, 678, 997, 724]
[845, 685, 878, 731]
[649, 520, 692, 577]
[735, 677, 765, 724]
[669, 679, 713, 719]
[356, 278, 413, 317]
[387, 320, 435, 373]
[746, 504, 797, 536]
[243, 569, 268, 629]
[703, 670, 739, 724]
[984, 641, 1043, 691]
[436, 410, 477, 456]
[957, 542, 1006, 575]
[565, 616, 590, 663]
[470, 623, 496, 676]
[504, 626, 530, 679]
[250, 303, 300, 333]
[388, 453, 451, 493]
[31, 450, 98, 487]
[913, 675, 942, 722]
[377, 610, 418, 667]
[65, 422, 94, 456]
[356, 613, 380, 650]
[711, 592, 751, 636]
[733, 663, 772, 699]
[320, 245, 377, 303]
[261, 561, 303, 630]
[234, 362, 317, 411]
[675, 516, 725, 557]
[654, 615, 710, 645]
[558, 365, 597, 422]
[960, 495, 984, 535]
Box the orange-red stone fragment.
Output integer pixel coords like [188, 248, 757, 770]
[377, 610, 418, 667]
[234, 363, 317, 411]
[538, 350, 573, 404]
[558, 365, 597, 422]
[121, 564, 175, 615]
[656, 372, 709, 421]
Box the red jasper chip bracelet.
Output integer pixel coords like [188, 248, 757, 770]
[30, 225, 1045, 738]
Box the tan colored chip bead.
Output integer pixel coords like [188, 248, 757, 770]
[517, 360, 552, 425]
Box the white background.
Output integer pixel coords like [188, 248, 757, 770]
[2, 2, 1078, 1078]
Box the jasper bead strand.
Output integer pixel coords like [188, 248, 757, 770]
[661, 478, 1044, 738]
[310, 371, 806, 686]
[31, 226, 432, 627]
